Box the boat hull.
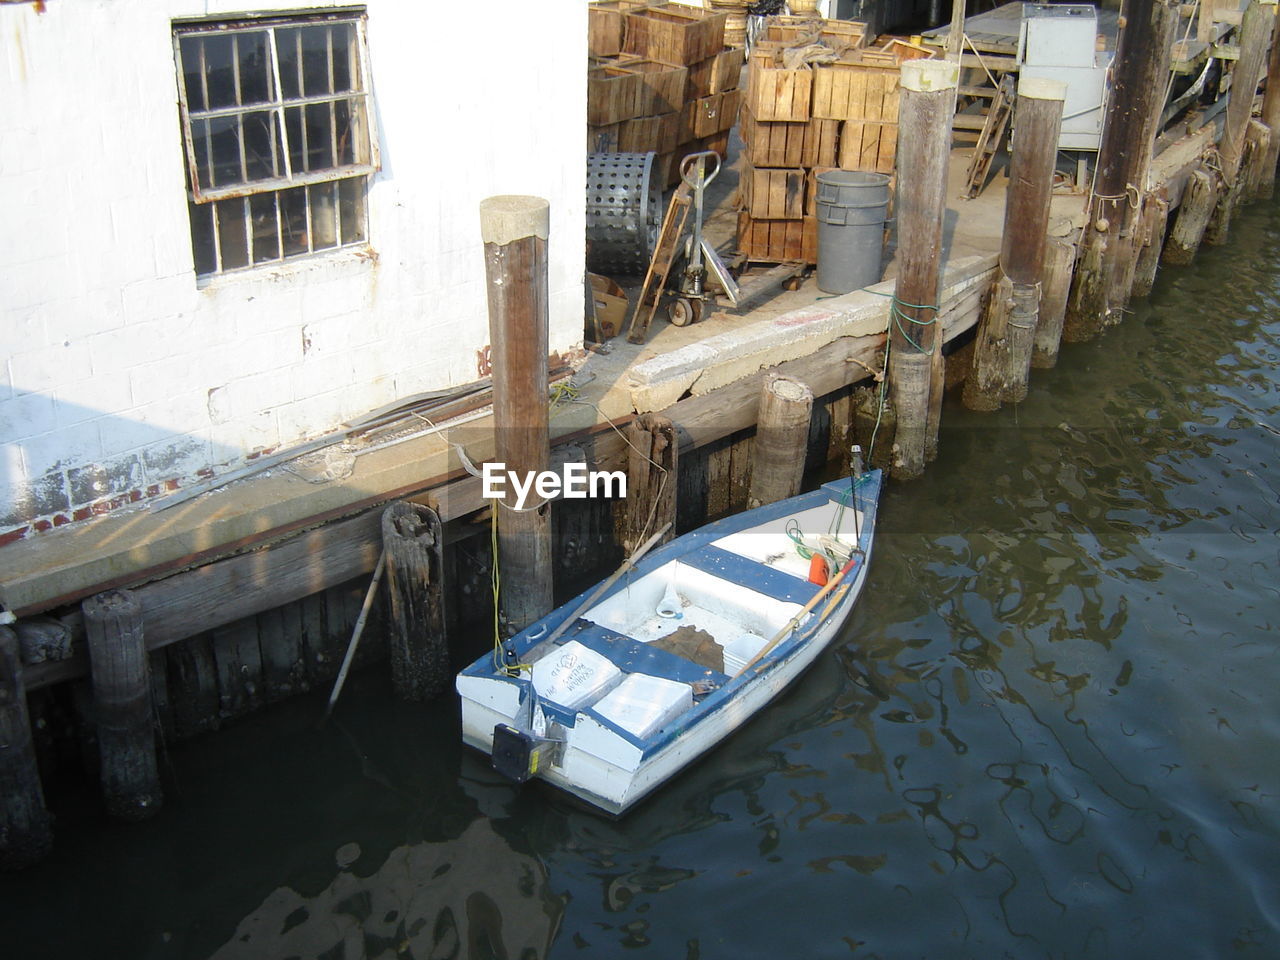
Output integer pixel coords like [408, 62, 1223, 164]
[457, 472, 881, 815]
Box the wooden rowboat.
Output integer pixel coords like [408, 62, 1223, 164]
[456, 468, 882, 815]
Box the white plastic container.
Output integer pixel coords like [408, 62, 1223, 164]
[592, 673, 692, 740]
[722, 632, 769, 675]
[531, 640, 622, 711]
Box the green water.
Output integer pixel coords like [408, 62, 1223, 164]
[3, 200, 1278, 959]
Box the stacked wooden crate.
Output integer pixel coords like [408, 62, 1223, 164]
[738, 17, 931, 264]
[588, 2, 744, 187]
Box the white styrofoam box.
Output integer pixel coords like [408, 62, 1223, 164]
[592, 673, 693, 740]
[531, 640, 622, 712]
[723, 632, 770, 675]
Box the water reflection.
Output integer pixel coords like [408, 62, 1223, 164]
[208, 818, 561, 959]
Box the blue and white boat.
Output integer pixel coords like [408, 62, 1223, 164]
[456, 468, 882, 815]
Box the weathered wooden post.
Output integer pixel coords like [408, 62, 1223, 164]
[964, 77, 1064, 411]
[1031, 239, 1076, 369]
[1256, 6, 1280, 198]
[381, 502, 447, 700]
[0, 626, 53, 869]
[1131, 193, 1171, 298]
[1207, 0, 1277, 243]
[1163, 167, 1218, 265]
[748, 374, 814, 508]
[617, 414, 677, 554]
[83, 589, 162, 820]
[890, 58, 958, 479]
[481, 195, 554, 633]
[1063, 0, 1179, 340]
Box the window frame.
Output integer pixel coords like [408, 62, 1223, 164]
[172, 9, 379, 276]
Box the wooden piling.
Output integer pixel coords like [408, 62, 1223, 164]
[82, 589, 161, 820]
[1163, 167, 1218, 265]
[481, 195, 554, 633]
[1242, 119, 1274, 200]
[1131, 194, 1170, 299]
[748, 374, 814, 508]
[616, 414, 677, 554]
[1220, 0, 1276, 181]
[1031, 239, 1076, 368]
[1064, 0, 1179, 337]
[1256, 5, 1280, 199]
[965, 77, 1064, 411]
[1208, 0, 1276, 244]
[890, 59, 958, 479]
[0, 626, 53, 870]
[381, 502, 448, 701]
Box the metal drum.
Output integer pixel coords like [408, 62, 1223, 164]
[586, 152, 662, 276]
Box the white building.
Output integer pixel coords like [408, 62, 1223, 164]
[0, 0, 586, 543]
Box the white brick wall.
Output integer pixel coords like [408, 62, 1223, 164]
[0, 0, 587, 533]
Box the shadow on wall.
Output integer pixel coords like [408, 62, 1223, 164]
[0, 389, 245, 540]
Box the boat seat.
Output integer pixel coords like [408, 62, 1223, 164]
[562, 620, 728, 686]
[681, 544, 821, 605]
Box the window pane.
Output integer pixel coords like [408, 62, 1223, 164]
[179, 36, 207, 112]
[275, 27, 299, 100]
[284, 105, 306, 173]
[236, 31, 272, 105]
[216, 198, 250, 270]
[202, 34, 238, 109]
[249, 193, 279, 264]
[206, 115, 243, 189]
[331, 24, 354, 93]
[334, 99, 355, 165]
[281, 186, 309, 257]
[339, 177, 365, 244]
[310, 182, 338, 251]
[305, 102, 334, 171]
[242, 109, 282, 181]
[189, 201, 217, 275]
[300, 25, 332, 97]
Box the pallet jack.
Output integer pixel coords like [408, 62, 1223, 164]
[626, 151, 804, 345]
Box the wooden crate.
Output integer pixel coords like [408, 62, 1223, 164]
[746, 60, 811, 121]
[623, 4, 729, 66]
[742, 165, 807, 220]
[838, 118, 897, 175]
[589, 3, 625, 57]
[686, 46, 745, 100]
[587, 121, 621, 152]
[696, 131, 730, 161]
[763, 15, 867, 49]
[617, 111, 680, 154]
[737, 211, 817, 264]
[629, 58, 689, 114]
[811, 61, 899, 123]
[681, 89, 739, 140]
[588, 63, 649, 125]
[739, 108, 837, 167]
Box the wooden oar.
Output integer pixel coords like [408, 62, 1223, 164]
[732, 551, 862, 679]
[542, 522, 674, 648]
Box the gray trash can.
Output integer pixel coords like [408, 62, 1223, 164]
[814, 170, 891, 295]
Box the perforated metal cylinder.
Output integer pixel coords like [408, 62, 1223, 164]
[585, 152, 662, 276]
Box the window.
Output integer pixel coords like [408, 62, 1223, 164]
[173, 11, 378, 277]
